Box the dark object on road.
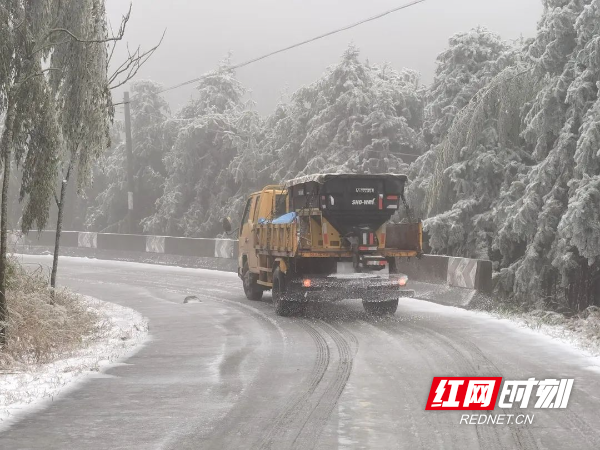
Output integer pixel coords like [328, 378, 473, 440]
[183, 295, 201, 304]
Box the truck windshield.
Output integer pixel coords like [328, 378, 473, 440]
[240, 198, 252, 226]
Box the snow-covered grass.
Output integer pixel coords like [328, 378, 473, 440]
[1, 258, 103, 369]
[396, 297, 600, 376]
[472, 298, 600, 357]
[502, 309, 600, 356]
[0, 262, 148, 430]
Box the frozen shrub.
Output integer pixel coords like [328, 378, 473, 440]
[0, 258, 100, 369]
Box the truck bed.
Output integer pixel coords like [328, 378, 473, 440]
[254, 220, 421, 257]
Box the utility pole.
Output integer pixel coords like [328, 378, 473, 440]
[124, 91, 135, 234]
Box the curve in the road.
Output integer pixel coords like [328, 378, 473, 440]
[2, 255, 600, 450]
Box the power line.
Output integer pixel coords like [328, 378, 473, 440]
[116, 0, 426, 104]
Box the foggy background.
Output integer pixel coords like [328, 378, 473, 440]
[106, 0, 543, 114]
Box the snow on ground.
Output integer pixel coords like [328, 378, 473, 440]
[16, 253, 239, 279]
[492, 309, 600, 358]
[398, 297, 600, 374]
[10, 255, 600, 381]
[0, 296, 148, 431]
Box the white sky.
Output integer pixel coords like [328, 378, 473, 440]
[106, 0, 543, 115]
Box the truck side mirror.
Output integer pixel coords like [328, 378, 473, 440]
[222, 217, 232, 233]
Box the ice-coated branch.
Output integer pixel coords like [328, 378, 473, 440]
[109, 29, 165, 91]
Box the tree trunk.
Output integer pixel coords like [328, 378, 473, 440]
[51, 160, 74, 289]
[62, 165, 78, 230]
[0, 102, 15, 345]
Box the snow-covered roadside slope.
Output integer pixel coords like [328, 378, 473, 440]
[494, 308, 600, 360]
[0, 296, 148, 431]
[398, 297, 600, 373]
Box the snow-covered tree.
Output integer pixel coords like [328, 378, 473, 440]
[424, 66, 542, 258]
[494, 0, 600, 310]
[412, 3, 600, 310]
[46, 0, 113, 287]
[144, 62, 256, 237]
[86, 81, 170, 232]
[0, 0, 116, 340]
[407, 28, 516, 220]
[260, 45, 424, 183]
[423, 27, 516, 146]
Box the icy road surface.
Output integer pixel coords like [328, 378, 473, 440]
[1, 255, 600, 450]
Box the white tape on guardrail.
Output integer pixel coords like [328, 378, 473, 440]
[78, 232, 97, 249]
[146, 235, 165, 253]
[447, 257, 478, 289]
[214, 239, 234, 259]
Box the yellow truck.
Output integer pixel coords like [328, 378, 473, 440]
[223, 174, 422, 316]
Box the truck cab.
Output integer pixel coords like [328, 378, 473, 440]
[238, 186, 287, 300]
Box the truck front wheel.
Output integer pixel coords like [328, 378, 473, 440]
[363, 299, 399, 316]
[242, 261, 263, 301]
[272, 267, 296, 317]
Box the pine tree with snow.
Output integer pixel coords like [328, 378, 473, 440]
[492, 0, 593, 309]
[423, 27, 515, 146]
[407, 27, 516, 221]
[418, 2, 600, 310]
[261, 45, 425, 182]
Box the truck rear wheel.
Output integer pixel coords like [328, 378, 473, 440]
[363, 299, 398, 316]
[242, 261, 263, 301]
[272, 267, 296, 317]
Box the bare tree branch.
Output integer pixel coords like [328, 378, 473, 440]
[111, 4, 133, 47]
[108, 44, 143, 83]
[33, 39, 72, 54]
[107, 19, 119, 68]
[33, 3, 132, 55]
[108, 29, 165, 91]
[47, 4, 131, 45]
[46, 27, 121, 44]
[17, 67, 62, 86]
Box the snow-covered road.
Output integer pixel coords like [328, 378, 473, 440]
[1, 255, 599, 449]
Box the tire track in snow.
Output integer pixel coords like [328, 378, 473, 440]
[256, 321, 330, 450]
[353, 319, 447, 449]
[289, 321, 354, 450]
[376, 317, 540, 450]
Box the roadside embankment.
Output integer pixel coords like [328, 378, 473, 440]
[0, 258, 148, 428]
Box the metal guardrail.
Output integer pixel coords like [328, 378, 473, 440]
[13, 231, 492, 293]
[12, 230, 238, 260]
[395, 255, 492, 293]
